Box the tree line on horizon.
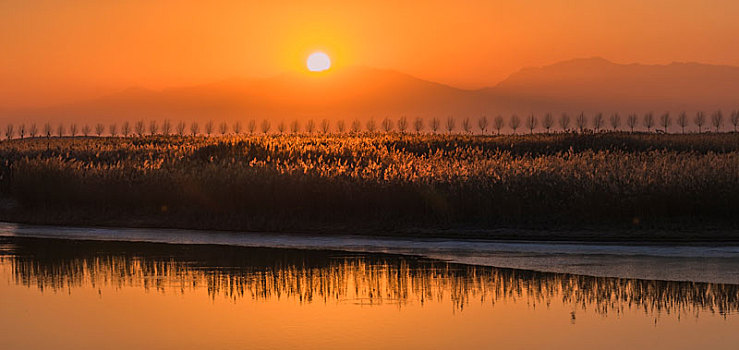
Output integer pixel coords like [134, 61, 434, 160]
[3, 110, 739, 140]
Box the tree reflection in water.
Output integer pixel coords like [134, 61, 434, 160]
[1, 237, 738, 319]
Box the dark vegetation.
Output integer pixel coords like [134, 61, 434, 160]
[1, 133, 739, 240]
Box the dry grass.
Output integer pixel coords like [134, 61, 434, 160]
[1, 132, 739, 235]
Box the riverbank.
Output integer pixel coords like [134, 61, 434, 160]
[3, 221, 739, 284]
[2, 209, 739, 242]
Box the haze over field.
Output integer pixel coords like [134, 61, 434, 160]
[4, 58, 739, 125]
[2, 1, 739, 125]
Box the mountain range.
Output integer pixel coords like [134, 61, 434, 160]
[3, 57, 739, 124]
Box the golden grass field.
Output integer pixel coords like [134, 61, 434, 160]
[2, 132, 739, 239]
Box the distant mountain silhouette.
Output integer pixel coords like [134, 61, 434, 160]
[8, 67, 485, 124]
[4, 58, 738, 124]
[485, 57, 739, 114]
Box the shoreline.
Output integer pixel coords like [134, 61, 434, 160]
[3, 221, 739, 284]
[2, 212, 739, 244]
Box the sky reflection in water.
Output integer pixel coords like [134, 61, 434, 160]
[1, 237, 738, 350]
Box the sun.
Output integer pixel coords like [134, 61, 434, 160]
[306, 52, 331, 72]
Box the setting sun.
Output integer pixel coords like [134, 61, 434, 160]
[307, 52, 331, 72]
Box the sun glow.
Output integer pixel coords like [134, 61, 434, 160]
[306, 52, 331, 72]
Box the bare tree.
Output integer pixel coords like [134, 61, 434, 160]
[461, 117, 471, 134]
[162, 120, 171, 135]
[478, 115, 489, 134]
[81, 124, 90, 137]
[351, 120, 361, 134]
[414, 117, 424, 134]
[445, 116, 455, 134]
[277, 121, 286, 134]
[56, 123, 65, 137]
[509, 114, 520, 134]
[731, 111, 739, 132]
[121, 121, 130, 137]
[247, 120, 256, 134]
[336, 120, 346, 133]
[148, 120, 158, 136]
[43, 123, 52, 138]
[219, 122, 229, 135]
[694, 112, 705, 133]
[4, 124, 13, 140]
[95, 123, 104, 136]
[205, 121, 214, 136]
[109, 123, 118, 137]
[659, 112, 671, 133]
[609, 113, 621, 131]
[592, 113, 603, 132]
[542, 113, 553, 133]
[627, 114, 638, 133]
[18, 124, 25, 139]
[366, 119, 376, 133]
[190, 122, 200, 136]
[677, 112, 688, 134]
[306, 119, 315, 134]
[397, 116, 408, 133]
[643, 113, 655, 132]
[559, 113, 570, 132]
[382, 117, 393, 133]
[321, 119, 332, 133]
[320, 119, 330, 133]
[431, 117, 440, 134]
[290, 120, 300, 134]
[176, 121, 186, 136]
[233, 121, 242, 135]
[70, 123, 78, 137]
[136, 120, 147, 136]
[575, 113, 586, 133]
[711, 110, 723, 132]
[525, 114, 537, 134]
[134, 121, 145, 137]
[29, 123, 38, 138]
[260, 120, 271, 134]
[494, 115, 504, 135]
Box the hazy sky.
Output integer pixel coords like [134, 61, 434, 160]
[2, 0, 739, 108]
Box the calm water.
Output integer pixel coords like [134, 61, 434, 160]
[4, 221, 739, 284]
[1, 236, 739, 350]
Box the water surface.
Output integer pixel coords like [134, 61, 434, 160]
[3, 222, 739, 283]
[1, 236, 738, 349]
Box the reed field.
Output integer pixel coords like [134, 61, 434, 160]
[1, 132, 739, 239]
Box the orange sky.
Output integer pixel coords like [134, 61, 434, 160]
[2, 0, 739, 108]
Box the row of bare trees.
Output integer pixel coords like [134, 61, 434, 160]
[3, 111, 738, 139]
